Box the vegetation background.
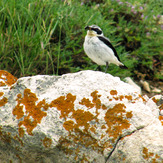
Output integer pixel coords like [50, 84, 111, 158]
[0, 0, 162, 89]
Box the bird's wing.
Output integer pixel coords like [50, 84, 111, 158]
[97, 36, 121, 62]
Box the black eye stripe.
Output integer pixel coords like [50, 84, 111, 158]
[91, 28, 102, 34]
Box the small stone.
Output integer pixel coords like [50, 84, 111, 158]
[140, 80, 151, 92]
[151, 87, 162, 93]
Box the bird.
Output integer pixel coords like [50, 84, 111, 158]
[83, 25, 128, 72]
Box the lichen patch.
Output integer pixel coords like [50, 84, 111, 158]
[42, 136, 52, 148]
[11, 88, 134, 160]
[159, 104, 163, 126]
[142, 147, 161, 162]
[50, 93, 76, 119]
[56, 91, 133, 159]
[104, 103, 132, 143]
[0, 70, 17, 87]
[0, 93, 8, 107]
[13, 88, 49, 136]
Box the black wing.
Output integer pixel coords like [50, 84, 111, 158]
[97, 36, 121, 62]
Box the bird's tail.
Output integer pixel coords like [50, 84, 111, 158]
[119, 65, 128, 69]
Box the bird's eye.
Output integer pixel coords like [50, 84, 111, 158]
[92, 28, 102, 35]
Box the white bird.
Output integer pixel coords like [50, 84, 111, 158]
[83, 25, 128, 72]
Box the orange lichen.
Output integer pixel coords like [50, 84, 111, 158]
[50, 93, 76, 119]
[55, 91, 109, 158]
[126, 111, 133, 119]
[13, 105, 24, 119]
[113, 97, 119, 101]
[0, 81, 5, 86]
[142, 147, 161, 162]
[159, 116, 163, 126]
[0, 92, 4, 97]
[158, 104, 163, 126]
[152, 97, 158, 103]
[57, 90, 134, 161]
[13, 88, 49, 136]
[79, 91, 107, 114]
[0, 91, 8, 107]
[63, 120, 74, 131]
[125, 95, 132, 101]
[42, 136, 52, 148]
[159, 104, 163, 110]
[18, 127, 25, 138]
[90, 126, 96, 134]
[138, 94, 146, 102]
[105, 103, 132, 143]
[72, 109, 94, 130]
[18, 117, 37, 136]
[119, 95, 124, 101]
[0, 70, 17, 86]
[10, 88, 137, 161]
[79, 98, 94, 109]
[91, 91, 102, 109]
[110, 90, 118, 95]
[0, 96, 8, 107]
[101, 125, 106, 129]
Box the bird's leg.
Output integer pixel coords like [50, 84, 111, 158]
[105, 62, 108, 72]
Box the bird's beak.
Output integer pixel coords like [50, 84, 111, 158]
[85, 26, 91, 30]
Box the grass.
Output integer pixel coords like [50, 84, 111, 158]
[0, 0, 162, 81]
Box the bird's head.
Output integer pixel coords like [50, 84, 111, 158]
[85, 25, 103, 37]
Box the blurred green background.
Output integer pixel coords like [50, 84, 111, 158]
[0, 0, 162, 81]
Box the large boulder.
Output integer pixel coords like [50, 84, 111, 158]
[0, 70, 162, 163]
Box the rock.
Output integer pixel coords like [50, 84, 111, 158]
[124, 77, 141, 94]
[0, 70, 162, 163]
[140, 80, 151, 92]
[151, 87, 162, 93]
